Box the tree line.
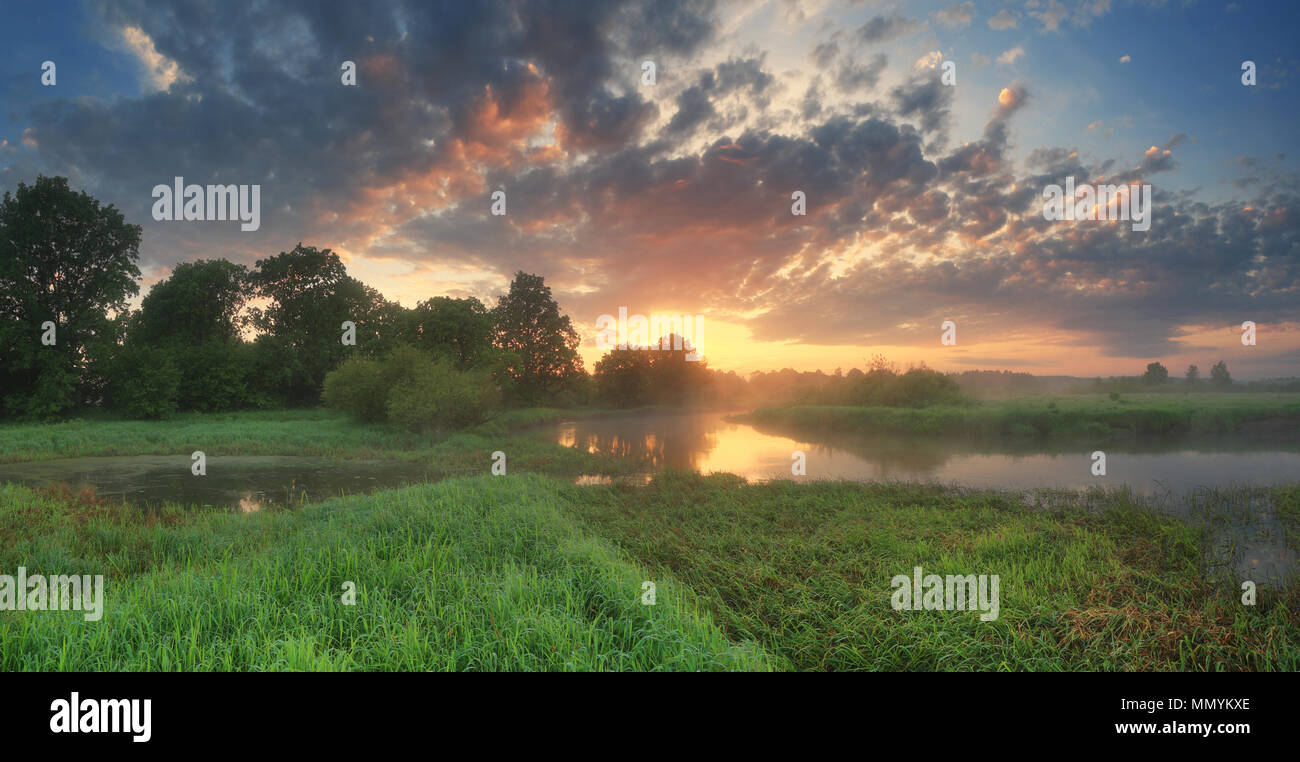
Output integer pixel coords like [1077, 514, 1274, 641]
[0, 176, 748, 426]
[0, 176, 590, 424]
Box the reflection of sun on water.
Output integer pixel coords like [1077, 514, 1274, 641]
[695, 424, 807, 480]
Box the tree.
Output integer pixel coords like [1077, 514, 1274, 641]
[1210, 360, 1232, 388]
[125, 259, 258, 414]
[1185, 364, 1199, 385]
[645, 333, 711, 405]
[490, 272, 582, 404]
[593, 348, 653, 406]
[248, 244, 394, 404]
[1142, 361, 1169, 384]
[0, 176, 142, 418]
[134, 259, 250, 346]
[401, 296, 494, 369]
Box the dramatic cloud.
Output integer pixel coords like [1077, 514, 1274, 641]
[2, 0, 1296, 376]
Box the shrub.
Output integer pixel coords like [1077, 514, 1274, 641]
[14, 358, 81, 420]
[175, 342, 253, 412]
[323, 345, 500, 429]
[388, 359, 497, 431]
[109, 345, 180, 419]
[322, 356, 388, 422]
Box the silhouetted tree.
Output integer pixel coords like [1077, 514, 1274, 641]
[490, 272, 582, 404]
[1210, 360, 1232, 388]
[1142, 361, 1169, 384]
[248, 244, 394, 404]
[135, 259, 250, 346]
[0, 176, 141, 418]
[401, 296, 494, 369]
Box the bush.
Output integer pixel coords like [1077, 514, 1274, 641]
[175, 342, 254, 412]
[388, 360, 498, 431]
[109, 345, 180, 419]
[322, 357, 388, 422]
[14, 357, 81, 420]
[323, 345, 499, 429]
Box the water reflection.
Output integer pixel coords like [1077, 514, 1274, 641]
[543, 410, 1300, 494]
[0, 455, 435, 512]
[543, 410, 1300, 582]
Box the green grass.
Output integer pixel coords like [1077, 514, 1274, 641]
[4, 472, 1294, 671]
[738, 393, 1300, 441]
[0, 407, 644, 479]
[560, 473, 1300, 671]
[0, 476, 771, 671]
[2, 407, 1296, 671]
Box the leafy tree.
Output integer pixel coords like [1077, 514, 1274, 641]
[1185, 364, 1199, 385]
[594, 348, 653, 406]
[248, 244, 394, 404]
[1142, 361, 1169, 384]
[490, 272, 582, 404]
[0, 176, 142, 418]
[107, 345, 180, 419]
[401, 296, 494, 368]
[1210, 360, 1232, 388]
[135, 259, 250, 346]
[593, 335, 712, 407]
[646, 333, 711, 405]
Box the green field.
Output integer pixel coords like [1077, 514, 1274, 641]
[1, 408, 1297, 671]
[0, 408, 642, 478]
[737, 393, 1300, 440]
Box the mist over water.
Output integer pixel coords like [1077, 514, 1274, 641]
[535, 410, 1300, 495]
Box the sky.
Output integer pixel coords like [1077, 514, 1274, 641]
[2, 0, 1298, 378]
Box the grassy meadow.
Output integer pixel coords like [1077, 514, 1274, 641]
[737, 392, 1300, 440]
[1, 404, 1297, 671]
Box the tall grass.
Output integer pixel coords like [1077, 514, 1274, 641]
[561, 472, 1300, 671]
[0, 477, 771, 671]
